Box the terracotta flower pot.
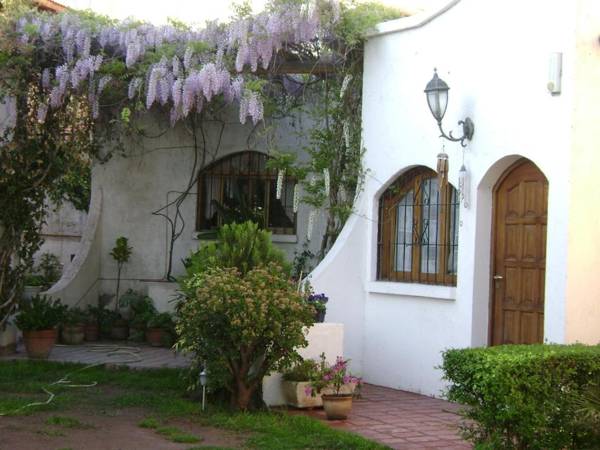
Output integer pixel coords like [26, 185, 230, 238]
[110, 321, 129, 340]
[62, 324, 85, 345]
[23, 328, 57, 359]
[145, 328, 166, 347]
[322, 394, 353, 420]
[84, 323, 99, 341]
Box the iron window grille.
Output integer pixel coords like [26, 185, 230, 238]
[377, 166, 459, 286]
[196, 151, 296, 235]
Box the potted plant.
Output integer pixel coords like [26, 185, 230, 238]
[84, 305, 102, 341]
[119, 290, 157, 342]
[282, 359, 323, 408]
[15, 295, 66, 359]
[23, 274, 45, 300]
[146, 312, 174, 347]
[307, 293, 328, 323]
[109, 236, 132, 311]
[61, 307, 86, 345]
[109, 311, 129, 340]
[307, 354, 362, 420]
[37, 252, 63, 290]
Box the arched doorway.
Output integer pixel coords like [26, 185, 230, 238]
[490, 159, 548, 345]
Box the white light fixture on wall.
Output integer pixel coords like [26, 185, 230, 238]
[547, 52, 562, 95]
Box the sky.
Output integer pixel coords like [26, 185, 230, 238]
[60, 0, 448, 25]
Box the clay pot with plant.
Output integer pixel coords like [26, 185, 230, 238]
[109, 237, 132, 312]
[84, 305, 102, 341]
[61, 307, 86, 345]
[306, 354, 362, 420]
[307, 293, 328, 323]
[119, 290, 157, 342]
[145, 312, 174, 347]
[15, 295, 66, 359]
[282, 359, 323, 408]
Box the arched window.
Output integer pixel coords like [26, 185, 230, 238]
[196, 151, 296, 235]
[377, 167, 459, 285]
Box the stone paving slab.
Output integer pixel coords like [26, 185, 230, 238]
[289, 384, 471, 449]
[0, 341, 192, 369]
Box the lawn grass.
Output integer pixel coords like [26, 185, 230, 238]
[0, 360, 386, 449]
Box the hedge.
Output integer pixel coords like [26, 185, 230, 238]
[441, 344, 600, 449]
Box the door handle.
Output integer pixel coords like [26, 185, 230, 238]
[493, 275, 503, 280]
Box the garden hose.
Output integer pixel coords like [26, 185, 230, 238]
[0, 344, 144, 416]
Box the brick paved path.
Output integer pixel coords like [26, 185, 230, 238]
[292, 384, 471, 449]
[0, 342, 191, 369]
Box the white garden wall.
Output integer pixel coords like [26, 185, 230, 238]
[311, 0, 580, 396]
[90, 108, 325, 307]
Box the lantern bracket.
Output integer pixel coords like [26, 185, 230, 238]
[436, 117, 474, 148]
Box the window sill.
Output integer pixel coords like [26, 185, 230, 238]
[367, 281, 456, 301]
[192, 231, 297, 244]
[271, 234, 297, 244]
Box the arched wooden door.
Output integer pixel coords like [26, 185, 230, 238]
[491, 159, 548, 345]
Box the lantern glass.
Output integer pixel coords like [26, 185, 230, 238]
[426, 88, 448, 122]
[424, 70, 449, 122]
[199, 369, 207, 387]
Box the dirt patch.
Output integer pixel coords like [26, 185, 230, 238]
[0, 409, 244, 450]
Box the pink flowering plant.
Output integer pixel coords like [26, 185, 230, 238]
[306, 353, 362, 397]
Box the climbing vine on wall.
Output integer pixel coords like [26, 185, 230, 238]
[0, 0, 405, 323]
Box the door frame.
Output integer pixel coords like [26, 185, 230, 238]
[488, 158, 547, 346]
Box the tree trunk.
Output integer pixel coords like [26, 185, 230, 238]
[234, 381, 255, 411]
[114, 264, 122, 311]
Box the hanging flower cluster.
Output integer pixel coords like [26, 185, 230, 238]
[10, 0, 340, 130]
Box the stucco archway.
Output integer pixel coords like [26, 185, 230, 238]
[470, 155, 549, 347]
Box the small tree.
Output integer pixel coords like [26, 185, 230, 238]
[177, 264, 314, 410]
[109, 236, 132, 311]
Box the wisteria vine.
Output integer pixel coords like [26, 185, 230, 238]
[7, 0, 341, 132]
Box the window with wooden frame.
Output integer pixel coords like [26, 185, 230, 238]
[377, 167, 459, 285]
[196, 151, 296, 235]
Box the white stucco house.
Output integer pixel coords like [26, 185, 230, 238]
[47, 0, 600, 398]
[310, 0, 600, 396]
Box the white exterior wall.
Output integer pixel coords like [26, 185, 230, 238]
[93, 108, 325, 303]
[37, 201, 87, 270]
[311, 0, 577, 396]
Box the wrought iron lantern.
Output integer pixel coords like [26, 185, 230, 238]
[424, 69, 474, 147]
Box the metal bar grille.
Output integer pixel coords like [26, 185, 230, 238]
[197, 151, 296, 235]
[377, 167, 459, 285]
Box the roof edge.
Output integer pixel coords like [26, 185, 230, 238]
[365, 0, 461, 39]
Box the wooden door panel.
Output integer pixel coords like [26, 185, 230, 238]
[491, 160, 548, 346]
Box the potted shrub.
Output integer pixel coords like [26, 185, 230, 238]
[109, 311, 129, 340]
[37, 252, 63, 290]
[307, 355, 362, 420]
[282, 359, 323, 408]
[119, 290, 157, 342]
[146, 312, 174, 347]
[15, 295, 66, 359]
[307, 293, 328, 323]
[61, 307, 86, 345]
[84, 305, 102, 341]
[23, 274, 45, 300]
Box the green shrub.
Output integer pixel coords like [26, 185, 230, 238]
[181, 221, 289, 285]
[282, 359, 319, 382]
[62, 307, 86, 326]
[441, 344, 600, 449]
[176, 264, 314, 410]
[15, 295, 66, 331]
